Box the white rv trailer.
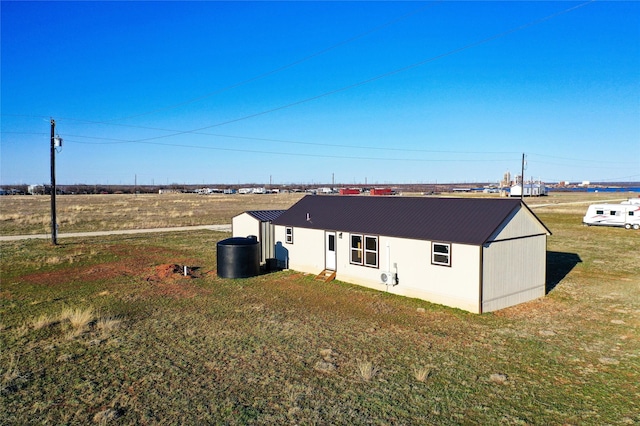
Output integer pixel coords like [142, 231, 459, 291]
[583, 203, 640, 230]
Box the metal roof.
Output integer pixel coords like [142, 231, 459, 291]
[272, 195, 549, 245]
[245, 210, 287, 222]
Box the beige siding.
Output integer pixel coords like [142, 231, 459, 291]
[364, 238, 480, 312]
[274, 226, 325, 274]
[489, 206, 548, 241]
[482, 235, 546, 312]
[275, 225, 482, 313]
[232, 214, 275, 263]
[232, 213, 260, 239]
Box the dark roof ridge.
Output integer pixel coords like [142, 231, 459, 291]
[273, 195, 548, 245]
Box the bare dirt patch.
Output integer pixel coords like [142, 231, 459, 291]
[140, 264, 210, 299]
[17, 244, 210, 300]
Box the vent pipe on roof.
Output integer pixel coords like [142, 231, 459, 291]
[306, 213, 310, 221]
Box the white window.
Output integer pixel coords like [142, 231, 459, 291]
[350, 235, 363, 264]
[364, 236, 378, 267]
[432, 242, 451, 267]
[350, 234, 378, 267]
[285, 227, 293, 244]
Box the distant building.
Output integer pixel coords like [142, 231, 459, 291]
[28, 184, 45, 195]
[158, 188, 182, 194]
[370, 188, 393, 196]
[339, 188, 360, 195]
[317, 187, 334, 194]
[510, 183, 547, 197]
[501, 171, 512, 188]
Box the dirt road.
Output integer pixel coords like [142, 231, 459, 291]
[0, 224, 231, 242]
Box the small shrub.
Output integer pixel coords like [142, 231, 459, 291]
[58, 307, 74, 322]
[96, 316, 121, 337]
[66, 307, 95, 329]
[31, 314, 56, 330]
[413, 366, 432, 382]
[64, 326, 86, 341]
[356, 360, 377, 381]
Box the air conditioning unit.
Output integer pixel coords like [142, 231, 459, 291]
[380, 271, 395, 285]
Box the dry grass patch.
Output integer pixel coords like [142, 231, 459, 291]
[1, 355, 20, 384]
[0, 192, 305, 235]
[31, 314, 57, 330]
[59, 307, 95, 329]
[413, 365, 432, 382]
[96, 316, 121, 337]
[12, 325, 29, 338]
[356, 360, 378, 381]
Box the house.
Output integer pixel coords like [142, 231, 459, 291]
[232, 210, 286, 265]
[271, 195, 551, 313]
[510, 183, 547, 197]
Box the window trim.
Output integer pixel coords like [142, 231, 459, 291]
[349, 233, 379, 268]
[431, 242, 451, 267]
[364, 235, 378, 268]
[285, 226, 293, 244]
[350, 234, 363, 265]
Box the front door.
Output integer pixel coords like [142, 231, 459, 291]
[325, 232, 336, 271]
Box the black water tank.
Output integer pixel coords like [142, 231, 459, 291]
[217, 236, 260, 278]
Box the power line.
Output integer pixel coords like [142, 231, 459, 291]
[59, 132, 520, 155]
[95, 2, 442, 124]
[127, 0, 597, 144]
[62, 138, 518, 163]
[4, 129, 636, 166]
[0, 2, 598, 153]
[526, 153, 637, 165]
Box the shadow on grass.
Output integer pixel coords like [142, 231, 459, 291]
[546, 251, 582, 293]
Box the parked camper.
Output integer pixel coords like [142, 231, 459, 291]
[583, 204, 640, 230]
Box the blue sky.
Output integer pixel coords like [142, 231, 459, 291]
[1, 1, 638, 186]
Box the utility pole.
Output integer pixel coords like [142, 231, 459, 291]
[50, 119, 58, 245]
[520, 153, 525, 201]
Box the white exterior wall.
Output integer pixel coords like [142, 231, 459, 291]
[232, 213, 260, 239]
[274, 226, 325, 274]
[337, 236, 481, 313]
[274, 225, 482, 313]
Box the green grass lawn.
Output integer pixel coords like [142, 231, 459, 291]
[1, 195, 639, 424]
